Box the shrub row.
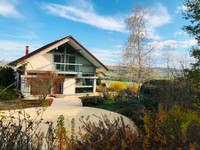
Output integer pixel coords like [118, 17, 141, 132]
[0, 108, 199, 149]
[81, 96, 105, 106]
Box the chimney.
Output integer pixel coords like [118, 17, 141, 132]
[26, 46, 29, 56]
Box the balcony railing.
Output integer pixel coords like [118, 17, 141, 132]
[53, 63, 82, 72]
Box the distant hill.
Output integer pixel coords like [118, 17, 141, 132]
[104, 66, 180, 81]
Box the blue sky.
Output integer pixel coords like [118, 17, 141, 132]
[0, 0, 198, 68]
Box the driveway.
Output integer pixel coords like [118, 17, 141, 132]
[2, 96, 136, 134]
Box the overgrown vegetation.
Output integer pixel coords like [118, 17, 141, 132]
[0, 66, 19, 101]
[0, 110, 138, 150]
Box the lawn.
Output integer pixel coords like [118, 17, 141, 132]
[0, 98, 53, 110]
[92, 100, 121, 112]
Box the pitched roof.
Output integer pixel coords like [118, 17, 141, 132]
[8, 35, 108, 71]
[8, 36, 70, 66]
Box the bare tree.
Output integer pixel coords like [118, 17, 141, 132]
[123, 4, 153, 95]
[26, 72, 64, 102]
[162, 46, 176, 78]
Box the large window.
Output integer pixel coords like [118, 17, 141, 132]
[68, 56, 75, 71]
[54, 54, 64, 71]
[76, 78, 93, 86]
[75, 87, 93, 93]
[54, 44, 77, 71]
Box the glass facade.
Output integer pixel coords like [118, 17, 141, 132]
[53, 43, 96, 73]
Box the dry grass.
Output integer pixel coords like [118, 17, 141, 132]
[0, 98, 53, 110]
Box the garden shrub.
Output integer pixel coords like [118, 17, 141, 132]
[81, 96, 105, 106]
[114, 89, 127, 105]
[0, 87, 19, 101]
[102, 87, 110, 100]
[140, 79, 199, 111]
[0, 108, 47, 150]
[186, 121, 200, 147]
[139, 106, 189, 149]
[109, 82, 126, 92]
[141, 97, 158, 112]
[75, 115, 140, 149]
[108, 86, 115, 92]
[0, 66, 15, 88]
[0, 108, 199, 149]
[126, 84, 139, 96]
[96, 85, 102, 92]
[96, 77, 101, 86]
[109, 93, 114, 101]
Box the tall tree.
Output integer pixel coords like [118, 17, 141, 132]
[183, 0, 200, 89]
[183, 0, 200, 43]
[123, 4, 153, 94]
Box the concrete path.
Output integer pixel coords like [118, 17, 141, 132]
[2, 96, 136, 134]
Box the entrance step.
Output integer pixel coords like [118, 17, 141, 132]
[55, 94, 65, 98]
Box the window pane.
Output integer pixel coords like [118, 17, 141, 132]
[69, 56, 75, 63]
[69, 65, 75, 71]
[65, 55, 68, 63]
[54, 55, 60, 63]
[58, 44, 65, 53]
[61, 55, 64, 63]
[56, 64, 60, 70]
[60, 64, 64, 71]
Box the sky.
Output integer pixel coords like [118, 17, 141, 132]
[0, 0, 198, 68]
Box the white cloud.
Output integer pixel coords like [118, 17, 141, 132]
[151, 50, 162, 58]
[0, 40, 41, 61]
[173, 30, 188, 37]
[174, 31, 183, 37]
[107, 32, 113, 34]
[0, 0, 21, 17]
[162, 51, 195, 69]
[0, 32, 38, 40]
[150, 3, 172, 28]
[43, 0, 126, 32]
[150, 33, 161, 40]
[113, 45, 122, 49]
[92, 48, 122, 65]
[107, 38, 115, 42]
[175, 5, 188, 13]
[149, 40, 178, 49]
[149, 39, 197, 50]
[147, 3, 172, 40]
[179, 39, 198, 48]
[0, 40, 41, 52]
[151, 50, 195, 68]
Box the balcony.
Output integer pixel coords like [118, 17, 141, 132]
[53, 63, 95, 74]
[53, 63, 82, 73]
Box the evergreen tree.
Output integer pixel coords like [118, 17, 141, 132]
[183, 0, 200, 89]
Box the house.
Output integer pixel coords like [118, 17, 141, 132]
[8, 35, 108, 97]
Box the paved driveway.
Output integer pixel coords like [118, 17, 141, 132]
[3, 96, 136, 134]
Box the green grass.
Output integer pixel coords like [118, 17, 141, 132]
[92, 100, 121, 111]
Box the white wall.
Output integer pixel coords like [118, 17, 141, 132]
[26, 53, 53, 71]
[63, 78, 75, 95]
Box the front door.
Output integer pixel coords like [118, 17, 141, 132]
[63, 78, 75, 95]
